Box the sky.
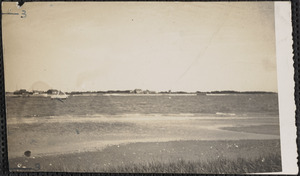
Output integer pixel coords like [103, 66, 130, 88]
[2, 2, 277, 92]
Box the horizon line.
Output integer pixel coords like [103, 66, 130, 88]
[6, 89, 278, 94]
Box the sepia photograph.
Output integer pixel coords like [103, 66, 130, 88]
[1, 1, 297, 174]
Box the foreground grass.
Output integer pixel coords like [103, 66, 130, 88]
[105, 153, 281, 174]
[9, 139, 281, 173]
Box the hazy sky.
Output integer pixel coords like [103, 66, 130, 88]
[2, 2, 277, 92]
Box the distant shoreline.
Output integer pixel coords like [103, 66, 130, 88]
[5, 92, 278, 97]
[6, 89, 278, 96]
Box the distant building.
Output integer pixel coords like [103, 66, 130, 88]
[13, 89, 28, 95]
[133, 89, 143, 94]
[46, 89, 59, 95]
[32, 90, 45, 94]
[143, 90, 156, 94]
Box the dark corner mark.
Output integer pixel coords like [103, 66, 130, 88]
[17, 0, 25, 7]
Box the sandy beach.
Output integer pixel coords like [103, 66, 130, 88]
[5, 95, 281, 173]
[7, 114, 279, 159]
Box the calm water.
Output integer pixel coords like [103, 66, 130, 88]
[5, 94, 279, 118]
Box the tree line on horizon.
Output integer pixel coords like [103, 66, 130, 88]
[8, 88, 277, 95]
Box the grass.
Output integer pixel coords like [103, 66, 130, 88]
[104, 153, 281, 174]
[11, 152, 281, 174]
[9, 139, 281, 174]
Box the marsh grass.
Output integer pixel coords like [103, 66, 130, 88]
[104, 153, 281, 174]
[9, 140, 281, 173]
[22, 153, 280, 173]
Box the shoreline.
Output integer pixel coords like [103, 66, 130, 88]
[5, 92, 278, 97]
[6, 113, 279, 125]
[7, 114, 280, 158]
[6, 115, 278, 122]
